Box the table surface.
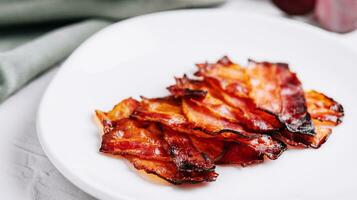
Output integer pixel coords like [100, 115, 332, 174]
[1, 0, 356, 199]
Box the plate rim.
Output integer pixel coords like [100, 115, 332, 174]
[36, 9, 357, 200]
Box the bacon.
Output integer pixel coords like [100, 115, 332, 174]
[181, 98, 259, 138]
[99, 119, 172, 161]
[195, 58, 283, 133]
[247, 60, 314, 135]
[96, 98, 217, 184]
[169, 75, 281, 133]
[132, 96, 244, 139]
[98, 97, 140, 121]
[195, 56, 251, 99]
[125, 156, 218, 185]
[189, 137, 264, 166]
[241, 134, 286, 160]
[277, 91, 344, 148]
[215, 142, 264, 166]
[162, 126, 215, 172]
[305, 90, 344, 126]
[189, 136, 225, 161]
[195, 57, 261, 110]
[94, 57, 344, 185]
[277, 120, 332, 148]
[96, 100, 171, 161]
[132, 96, 286, 160]
[131, 96, 201, 135]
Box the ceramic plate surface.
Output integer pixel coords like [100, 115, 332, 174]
[37, 10, 357, 200]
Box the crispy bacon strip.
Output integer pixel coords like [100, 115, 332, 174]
[196, 58, 342, 148]
[195, 56, 251, 99]
[277, 91, 344, 148]
[305, 90, 344, 126]
[168, 75, 281, 133]
[96, 98, 217, 184]
[132, 96, 286, 160]
[132, 96, 245, 140]
[96, 99, 171, 161]
[195, 57, 282, 131]
[102, 97, 140, 121]
[162, 126, 215, 172]
[131, 96, 198, 134]
[125, 156, 218, 185]
[181, 98, 259, 138]
[177, 90, 286, 160]
[277, 120, 332, 148]
[215, 142, 264, 166]
[247, 60, 314, 135]
[98, 119, 171, 161]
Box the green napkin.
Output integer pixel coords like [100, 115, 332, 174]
[0, 0, 225, 103]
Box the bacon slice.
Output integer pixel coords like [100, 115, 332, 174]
[99, 118, 217, 183]
[99, 97, 140, 121]
[277, 90, 344, 148]
[98, 118, 171, 161]
[215, 142, 264, 166]
[169, 75, 281, 133]
[305, 90, 344, 126]
[133, 96, 286, 160]
[125, 156, 218, 185]
[181, 97, 260, 138]
[195, 57, 282, 129]
[277, 120, 331, 148]
[96, 99, 171, 161]
[131, 96, 199, 134]
[195, 56, 251, 100]
[162, 126, 215, 172]
[247, 60, 314, 135]
[96, 98, 217, 184]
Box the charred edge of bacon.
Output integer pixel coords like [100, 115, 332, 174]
[127, 156, 218, 185]
[167, 86, 207, 99]
[168, 146, 215, 172]
[281, 112, 315, 135]
[247, 59, 290, 69]
[217, 56, 234, 66]
[248, 59, 315, 135]
[161, 125, 216, 172]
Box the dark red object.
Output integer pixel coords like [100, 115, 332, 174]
[272, 0, 316, 15]
[315, 0, 357, 33]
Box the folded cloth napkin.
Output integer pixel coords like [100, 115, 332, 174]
[0, 0, 225, 103]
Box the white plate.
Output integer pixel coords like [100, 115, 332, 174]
[37, 10, 357, 200]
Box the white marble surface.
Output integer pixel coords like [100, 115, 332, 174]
[1, 0, 356, 199]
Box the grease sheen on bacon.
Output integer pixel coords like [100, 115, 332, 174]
[247, 60, 314, 135]
[195, 57, 283, 128]
[132, 96, 286, 160]
[96, 99, 171, 161]
[162, 125, 215, 172]
[169, 75, 282, 133]
[99, 118, 171, 161]
[125, 156, 218, 185]
[96, 98, 218, 184]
